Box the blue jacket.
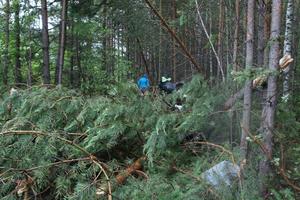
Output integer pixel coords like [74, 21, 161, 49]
[137, 74, 150, 90]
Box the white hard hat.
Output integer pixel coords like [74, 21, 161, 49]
[162, 76, 168, 82]
[162, 77, 171, 82]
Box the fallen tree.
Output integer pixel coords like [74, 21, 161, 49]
[224, 55, 293, 110]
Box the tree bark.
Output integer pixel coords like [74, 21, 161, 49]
[172, 0, 177, 82]
[14, 0, 22, 85]
[257, 0, 265, 67]
[282, 0, 294, 98]
[55, 0, 68, 85]
[263, 0, 272, 68]
[240, 0, 255, 171]
[3, 0, 10, 85]
[223, 1, 272, 111]
[69, 19, 74, 87]
[27, 27, 33, 86]
[76, 34, 83, 86]
[217, 0, 225, 81]
[259, 0, 282, 195]
[158, 0, 162, 82]
[41, 0, 51, 84]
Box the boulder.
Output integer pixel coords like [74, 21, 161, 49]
[201, 160, 240, 189]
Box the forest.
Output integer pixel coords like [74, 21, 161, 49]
[0, 0, 299, 199]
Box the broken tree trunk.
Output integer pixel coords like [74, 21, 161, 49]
[224, 57, 293, 111]
[137, 38, 155, 84]
[96, 157, 147, 197]
[224, 88, 244, 110]
[195, 0, 225, 82]
[144, 0, 203, 74]
[115, 156, 147, 184]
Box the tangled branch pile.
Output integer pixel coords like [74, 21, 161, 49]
[0, 76, 255, 199]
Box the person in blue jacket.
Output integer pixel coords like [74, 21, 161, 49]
[137, 74, 150, 96]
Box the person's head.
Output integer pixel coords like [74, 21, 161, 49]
[143, 73, 148, 78]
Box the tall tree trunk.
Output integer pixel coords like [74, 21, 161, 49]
[257, 0, 265, 67]
[158, 0, 162, 82]
[240, 0, 255, 169]
[259, 0, 282, 195]
[76, 34, 83, 86]
[263, 1, 272, 68]
[27, 27, 33, 86]
[41, 0, 51, 84]
[55, 0, 68, 85]
[282, 0, 294, 98]
[3, 0, 10, 85]
[26, 0, 32, 86]
[209, 3, 213, 85]
[217, 0, 225, 81]
[69, 19, 74, 87]
[14, 0, 22, 85]
[172, 0, 177, 82]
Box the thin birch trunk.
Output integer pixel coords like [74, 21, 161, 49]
[283, 0, 294, 98]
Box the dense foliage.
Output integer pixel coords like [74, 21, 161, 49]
[0, 0, 300, 199]
[0, 76, 243, 199]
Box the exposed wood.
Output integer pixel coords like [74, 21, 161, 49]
[115, 157, 147, 184]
